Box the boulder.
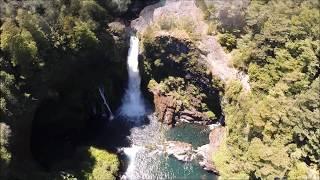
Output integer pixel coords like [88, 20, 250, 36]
[162, 141, 194, 162]
[178, 110, 213, 125]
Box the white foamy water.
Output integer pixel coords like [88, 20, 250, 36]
[118, 36, 149, 179]
[122, 145, 144, 178]
[119, 36, 146, 118]
[117, 36, 215, 180]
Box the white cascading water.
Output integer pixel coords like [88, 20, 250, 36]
[117, 36, 214, 179]
[122, 145, 144, 178]
[119, 36, 147, 179]
[119, 36, 146, 118]
[98, 86, 114, 120]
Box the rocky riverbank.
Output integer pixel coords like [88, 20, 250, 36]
[153, 126, 226, 175]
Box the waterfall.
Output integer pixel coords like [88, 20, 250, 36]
[122, 145, 144, 179]
[118, 36, 148, 179]
[98, 86, 114, 120]
[119, 36, 146, 119]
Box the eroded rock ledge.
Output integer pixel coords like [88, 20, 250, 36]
[152, 88, 216, 126]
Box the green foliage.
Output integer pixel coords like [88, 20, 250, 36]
[0, 71, 16, 117]
[142, 36, 222, 120]
[73, 21, 99, 50]
[79, 0, 107, 22]
[0, 0, 124, 178]
[9, 29, 39, 68]
[218, 33, 236, 51]
[287, 162, 308, 179]
[215, 76, 320, 179]
[47, 146, 119, 180]
[144, 16, 201, 41]
[0, 123, 11, 178]
[100, 0, 131, 15]
[214, 2, 320, 173]
[87, 147, 119, 180]
[0, 21, 20, 51]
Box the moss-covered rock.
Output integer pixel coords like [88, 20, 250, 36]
[140, 35, 222, 125]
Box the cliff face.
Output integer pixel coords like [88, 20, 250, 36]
[132, 0, 250, 90]
[140, 35, 222, 126]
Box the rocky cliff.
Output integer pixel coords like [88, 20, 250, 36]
[141, 36, 222, 126]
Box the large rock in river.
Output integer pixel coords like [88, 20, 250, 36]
[160, 141, 194, 162]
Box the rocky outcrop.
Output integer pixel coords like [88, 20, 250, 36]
[179, 110, 211, 124]
[158, 141, 195, 162]
[196, 144, 218, 173]
[199, 36, 251, 91]
[151, 86, 217, 126]
[153, 90, 177, 126]
[196, 126, 226, 174]
[131, 0, 207, 35]
[132, 0, 250, 91]
[141, 35, 222, 126]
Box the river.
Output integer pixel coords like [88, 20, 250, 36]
[100, 36, 216, 179]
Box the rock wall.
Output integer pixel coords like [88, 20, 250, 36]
[132, 0, 250, 90]
[141, 36, 222, 126]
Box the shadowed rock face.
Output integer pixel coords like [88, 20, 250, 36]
[132, 0, 251, 91]
[142, 36, 222, 126]
[120, 0, 161, 20]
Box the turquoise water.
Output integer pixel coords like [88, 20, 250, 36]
[131, 152, 216, 179]
[121, 116, 216, 180]
[166, 123, 211, 147]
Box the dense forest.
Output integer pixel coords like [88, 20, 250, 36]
[207, 0, 320, 178]
[0, 0, 134, 179]
[0, 0, 319, 179]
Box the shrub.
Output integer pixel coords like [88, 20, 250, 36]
[0, 123, 11, 178]
[87, 147, 119, 180]
[218, 33, 237, 51]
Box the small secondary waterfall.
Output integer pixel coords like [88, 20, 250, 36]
[119, 36, 146, 118]
[98, 86, 114, 120]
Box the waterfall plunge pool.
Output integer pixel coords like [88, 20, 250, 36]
[98, 36, 217, 179]
[118, 115, 217, 180]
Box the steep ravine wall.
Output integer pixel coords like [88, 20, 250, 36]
[139, 35, 223, 126]
[132, 0, 250, 90]
[131, 0, 251, 174]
